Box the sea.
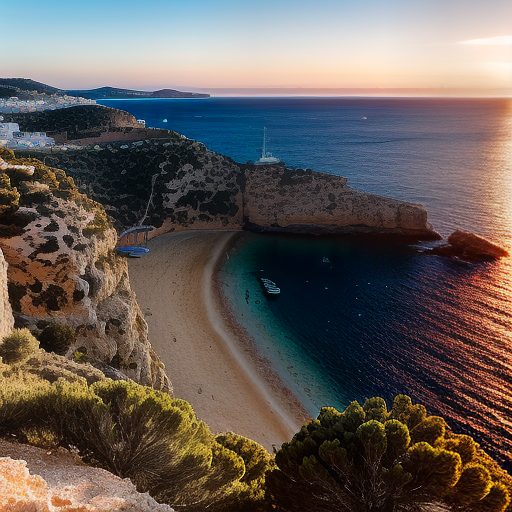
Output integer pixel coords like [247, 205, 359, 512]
[100, 97, 512, 468]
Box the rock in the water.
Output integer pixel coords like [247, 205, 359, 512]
[432, 230, 509, 262]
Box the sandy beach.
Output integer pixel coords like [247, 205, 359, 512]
[129, 230, 307, 449]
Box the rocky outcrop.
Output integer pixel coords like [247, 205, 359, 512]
[27, 136, 437, 239]
[0, 249, 14, 339]
[0, 149, 169, 390]
[3, 105, 141, 142]
[0, 440, 174, 511]
[432, 230, 510, 262]
[31, 136, 244, 233]
[243, 167, 436, 237]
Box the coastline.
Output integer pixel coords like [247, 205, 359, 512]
[128, 230, 308, 450]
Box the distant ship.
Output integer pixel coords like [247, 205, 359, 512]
[255, 127, 281, 166]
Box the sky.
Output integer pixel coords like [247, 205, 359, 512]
[2, 0, 511, 95]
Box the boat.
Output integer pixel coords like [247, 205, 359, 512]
[255, 127, 281, 166]
[259, 277, 281, 295]
[162, 118, 168, 123]
[322, 256, 331, 264]
[116, 246, 150, 257]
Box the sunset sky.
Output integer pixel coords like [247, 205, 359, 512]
[2, 0, 511, 95]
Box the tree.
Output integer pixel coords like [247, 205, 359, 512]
[266, 395, 511, 512]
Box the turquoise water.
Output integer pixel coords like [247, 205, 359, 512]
[101, 97, 512, 468]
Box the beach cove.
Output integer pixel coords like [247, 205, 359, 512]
[128, 230, 308, 448]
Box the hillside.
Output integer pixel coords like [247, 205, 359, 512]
[0, 147, 169, 389]
[2, 104, 140, 141]
[28, 137, 438, 239]
[0, 78, 61, 95]
[66, 86, 210, 99]
[0, 78, 210, 101]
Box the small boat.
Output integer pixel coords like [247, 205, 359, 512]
[255, 127, 281, 166]
[162, 118, 168, 123]
[116, 246, 150, 256]
[259, 277, 281, 295]
[322, 256, 331, 264]
[361, 116, 368, 120]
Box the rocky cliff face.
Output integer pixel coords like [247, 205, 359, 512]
[36, 136, 244, 233]
[32, 136, 437, 239]
[244, 167, 435, 237]
[0, 149, 168, 389]
[0, 249, 14, 339]
[0, 440, 175, 511]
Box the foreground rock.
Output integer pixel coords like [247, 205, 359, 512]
[432, 230, 509, 262]
[0, 149, 169, 390]
[0, 440, 174, 511]
[30, 136, 439, 239]
[0, 249, 14, 339]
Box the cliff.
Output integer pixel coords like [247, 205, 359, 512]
[0, 148, 169, 389]
[244, 166, 434, 237]
[32, 136, 437, 239]
[0, 249, 14, 339]
[3, 104, 141, 142]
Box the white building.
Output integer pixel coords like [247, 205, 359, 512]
[0, 122, 55, 148]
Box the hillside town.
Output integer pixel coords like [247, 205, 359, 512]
[0, 94, 95, 113]
[0, 117, 55, 149]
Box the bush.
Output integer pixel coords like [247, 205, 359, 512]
[215, 432, 275, 511]
[0, 374, 265, 511]
[0, 373, 51, 435]
[266, 395, 511, 512]
[0, 329, 39, 364]
[38, 322, 76, 355]
[0, 174, 20, 215]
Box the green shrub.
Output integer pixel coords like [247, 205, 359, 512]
[0, 373, 51, 435]
[215, 432, 275, 511]
[38, 322, 76, 355]
[0, 374, 264, 511]
[266, 395, 511, 512]
[0, 328, 39, 364]
[0, 173, 20, 215]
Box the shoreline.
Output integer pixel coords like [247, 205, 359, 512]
[128, 230, 308, 449]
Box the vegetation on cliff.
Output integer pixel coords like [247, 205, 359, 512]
[1, 148, 168, 388]
[3, 104, 140, 140]
[1, 323, 511, 511]
[267, 396, 511, 512]
[0, 328, 272, 511]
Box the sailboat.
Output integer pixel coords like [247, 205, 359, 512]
[255, 127, 281, 166]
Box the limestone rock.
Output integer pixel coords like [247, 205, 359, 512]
[0, 440, 174, 511]
[243, 167, 438, 238]
[0, 249, 14, 340]
[0, 152, 169, 390]
[33, 137, 437, 239]
[432, 230, 509, 262]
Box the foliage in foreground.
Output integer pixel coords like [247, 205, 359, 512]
[266, 396, 511, 512]
[0, 370, 271, 511]
[0, 328, 39, 364]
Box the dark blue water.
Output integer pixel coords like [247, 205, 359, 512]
[101, 97, 512, 468]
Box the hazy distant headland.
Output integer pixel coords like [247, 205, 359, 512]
[0, 77, 210, 100]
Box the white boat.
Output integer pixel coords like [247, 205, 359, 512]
[162, 118, 168, 123]
[259, 277, 281, 295]
[255, 127, 281, 166]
